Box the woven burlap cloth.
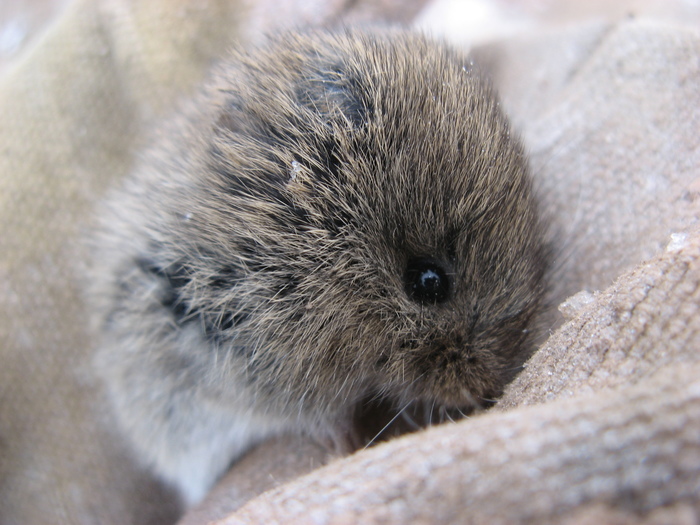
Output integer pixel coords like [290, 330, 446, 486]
[1, 1, 699, 524]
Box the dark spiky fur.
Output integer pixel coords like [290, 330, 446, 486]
[90, 29, 549, 506]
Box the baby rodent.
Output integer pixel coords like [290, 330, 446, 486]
[90, 28, 548, 506]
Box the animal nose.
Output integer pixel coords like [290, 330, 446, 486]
[429, 336, 474, 364]
[436, 332, 467, 352]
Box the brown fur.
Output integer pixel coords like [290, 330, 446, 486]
[88, 28, 548, 506]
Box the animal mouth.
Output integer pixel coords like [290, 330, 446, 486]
[351, 394, 482, 449]
[357, 340, 501, 445]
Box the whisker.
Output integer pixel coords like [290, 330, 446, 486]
[499, 364, 526, 374]
[400, 405, 421, 430]
[428, 399, 436, 426]
[364, 401, 412, 450]
[442, 407, 456, 423]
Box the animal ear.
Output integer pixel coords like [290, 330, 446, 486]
[296, 62, 372, 129]
[135, 258, 192, 324]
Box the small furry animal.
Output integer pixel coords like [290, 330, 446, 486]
[90, 28, 549, 506]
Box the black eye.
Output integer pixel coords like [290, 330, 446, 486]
[405, 258, 451, 304]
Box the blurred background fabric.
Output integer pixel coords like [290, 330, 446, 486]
[1, 1, 699, 524]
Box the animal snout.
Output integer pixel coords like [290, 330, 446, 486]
[429, 335, 478, 367]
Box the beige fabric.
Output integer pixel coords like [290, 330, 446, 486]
[1, 0, 699, 524]
[223, 363, 700, 524]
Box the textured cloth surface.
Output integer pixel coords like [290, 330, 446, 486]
[1, 1, 699, 524]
